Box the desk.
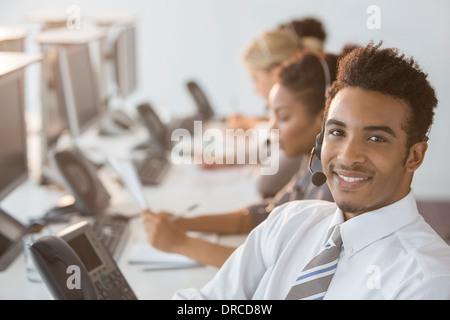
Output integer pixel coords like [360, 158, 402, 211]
[0, 52, 42, 77]
[0, 26, 28, 52]
[0, 127, 262, 300]
[24, 11, 69, 31]
[36, 28, 107, 46]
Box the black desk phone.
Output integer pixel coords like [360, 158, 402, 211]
[29, 220, 137, 300]
[135, 102, 172, 153]
[186, 80, 216, 121]
[45, 144, 111, 220]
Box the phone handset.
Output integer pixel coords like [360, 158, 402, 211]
[29, 220, 137, 300]
[186, 80, 215, 121]
[46, 145, 110, 220]
[135, 102, 170, 152]
[29, 235, 98, 300]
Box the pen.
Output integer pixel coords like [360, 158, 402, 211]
[170, 203, 200, 221]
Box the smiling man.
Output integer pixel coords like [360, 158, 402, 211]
[173, 42, 450, 300]
[322, 88, 423, 219]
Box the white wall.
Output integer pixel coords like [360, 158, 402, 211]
[1, 0, 449, 199]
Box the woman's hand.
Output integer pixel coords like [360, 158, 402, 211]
[141, 209, 187, 254]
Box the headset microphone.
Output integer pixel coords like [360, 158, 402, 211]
[308, 58, 330, 188]
[308, 148, 327, 187]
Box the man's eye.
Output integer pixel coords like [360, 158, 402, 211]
[330, 129, 343, 136]
[369, 136, 386, 142]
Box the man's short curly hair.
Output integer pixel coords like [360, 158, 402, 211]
[325, 41, 438, 148]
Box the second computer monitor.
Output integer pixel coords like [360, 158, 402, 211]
[56, 44, 104, 138]
[38, 47, 71, 184]
[42, 47, 69, 149]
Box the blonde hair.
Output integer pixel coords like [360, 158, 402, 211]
[299, 36, 324, 54]
[242, 28, 302, 71]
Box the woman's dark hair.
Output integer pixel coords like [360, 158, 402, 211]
[326, 41, 437, 148]
[289, 17, 327, 41]
[278, 52, 338, 117]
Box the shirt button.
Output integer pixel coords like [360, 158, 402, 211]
[347, 247, 354, 255]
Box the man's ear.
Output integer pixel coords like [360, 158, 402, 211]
[405, 142, 428, 173]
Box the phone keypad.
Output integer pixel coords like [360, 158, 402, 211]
[94, 270, 137, 300]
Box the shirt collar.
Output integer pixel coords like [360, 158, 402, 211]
[322, 208, 345, 247]
[327, 189, 419, 256]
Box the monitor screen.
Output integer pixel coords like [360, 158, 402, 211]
[0, 71, 28, 201]
[42, 47, 69, 151]
[56, 44, 102, 137]
[114, 26, 137, 99]
[39, 48, 71, 184]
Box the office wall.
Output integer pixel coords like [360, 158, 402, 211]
[1, 0, 449, 199]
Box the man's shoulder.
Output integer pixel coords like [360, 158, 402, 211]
[398, 218, 450, 275]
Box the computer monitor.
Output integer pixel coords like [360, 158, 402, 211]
[56, 44, 104, 138]
[0, 70, 28, 201]
[114, 26, 137, 99]
[0, 61, 44, 272]
[39, 47, 70, 184]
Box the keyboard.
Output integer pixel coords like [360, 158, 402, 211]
[92, 214, 130, 261]
[134, 152, 171, 185]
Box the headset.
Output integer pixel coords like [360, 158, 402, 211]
[309, 125, 327, 187]
[308, 58, 330, 187]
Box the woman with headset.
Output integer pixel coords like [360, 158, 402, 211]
[206, 27, 307, 198]
[141, 50, 338, 268]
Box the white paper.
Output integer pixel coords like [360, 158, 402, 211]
[128, 243, 200, 266]
[128, 232, 218, 269]
[107, 155, 149, 210]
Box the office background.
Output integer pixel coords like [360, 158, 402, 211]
[1, 0, 449, 199]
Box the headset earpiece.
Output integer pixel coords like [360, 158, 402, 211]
[309, 127, 327, 187]
[314, 126, 325, 160]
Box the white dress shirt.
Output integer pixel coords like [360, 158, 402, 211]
[173, 190, 450, 300]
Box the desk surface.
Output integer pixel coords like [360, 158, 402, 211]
[36, 27, 107, 45]
[24, 11, 69, 24]
[0, 52, 42, 77]
[0, 26, 28, 42]
[0, 127, 261, 300]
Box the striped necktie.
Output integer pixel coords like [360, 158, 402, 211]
[285, 224, 342, 300]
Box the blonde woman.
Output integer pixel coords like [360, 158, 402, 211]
[222, 27, 306, 198]
[226, 27, 302, 130]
